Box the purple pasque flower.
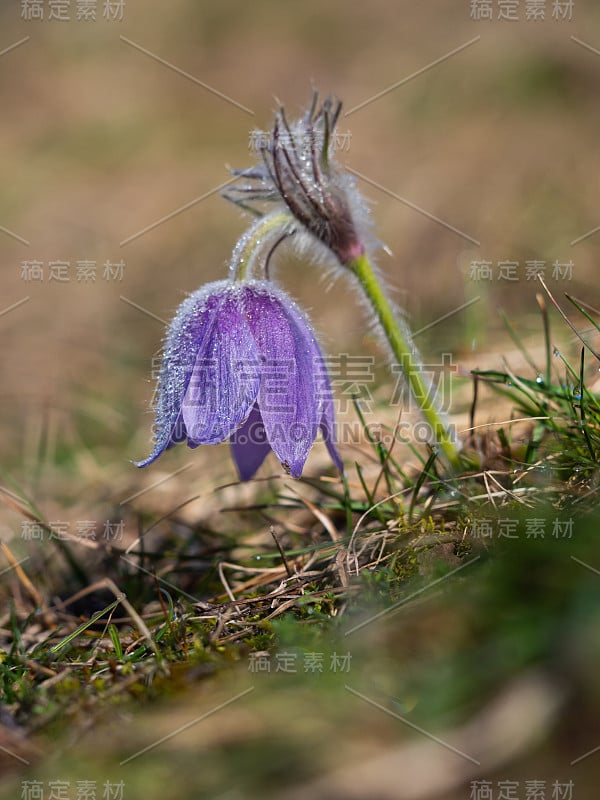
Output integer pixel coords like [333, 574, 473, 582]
[136, 279, 343, 481]
[224, 94, 371, 267]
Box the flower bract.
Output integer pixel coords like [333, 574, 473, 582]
[224, 95, 372, 267]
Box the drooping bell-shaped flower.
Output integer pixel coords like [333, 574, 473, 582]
[136, 279, 342, 481]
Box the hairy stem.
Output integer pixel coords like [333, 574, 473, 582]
[348, 252, 462, 470]
[231, 211, 295, 281]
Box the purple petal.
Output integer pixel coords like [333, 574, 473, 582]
[182, 288, 260, 445]
[230, 403, 272, 481]
[319, 378, 344, 474]
[244, 283, 321, 478]
[135, 282, 228, 467]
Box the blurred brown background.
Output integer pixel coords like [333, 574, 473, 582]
[0, 5, 599, 797]
[1, 0, 599, 500]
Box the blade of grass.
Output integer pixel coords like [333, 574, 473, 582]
[565, 294, 600, 340]
[108, 623, 124, 660]
[536, 292, 552, 386]
[51, 597, 123, 654]
[408, 449, 439, 521]
[498, 308, 540, 375]
[578, 348, 596, 461]
[538, 276, 600, 361]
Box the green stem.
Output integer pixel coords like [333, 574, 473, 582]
[348, 252, 461, 470]
[232, 211, 295, 281]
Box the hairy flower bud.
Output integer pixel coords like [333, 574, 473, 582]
[225, 95, 371, 267]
